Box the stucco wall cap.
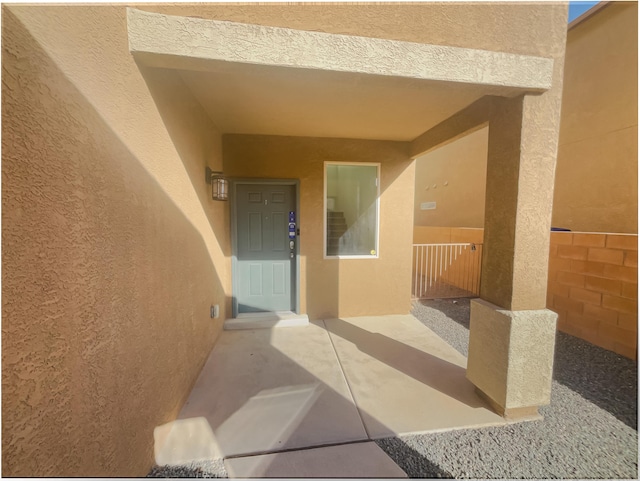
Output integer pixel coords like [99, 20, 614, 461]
[127, 8, 554, 92]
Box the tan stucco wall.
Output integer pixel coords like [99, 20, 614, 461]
[2, 2, 570, 476]
[467, 299, 557, 412]
[412, 3, 638, 236]
[413, 227, 484, 245]
[2, 6, 231, 477]
[553, 2, 638, 234]
[141, 3, 565, 58]
[408, 3, 567, 312]
[407, 8, 568, 312]
[223, 135, 414, 320]
[414, 127, 488, 228]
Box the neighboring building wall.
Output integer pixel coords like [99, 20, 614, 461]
[223, 135, 415, 320]
[413, 3, 638, 235]
[548, 232, 638, 359]
[414, 127, 488, 228]
[2, 6, 231, 477]
[553, 2, 638, 233]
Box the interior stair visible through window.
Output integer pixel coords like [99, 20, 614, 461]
[327, 211, 347, 256]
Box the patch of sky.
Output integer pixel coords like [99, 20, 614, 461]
[568, 1, 600, 22]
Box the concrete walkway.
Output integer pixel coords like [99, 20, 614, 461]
[153, 315, 508, 478]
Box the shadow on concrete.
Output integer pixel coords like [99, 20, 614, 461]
[323, 318, 487, 410]
[414, 297, 638, 430]
[150, 324, 380, 476]
[149, 314, 503, 477]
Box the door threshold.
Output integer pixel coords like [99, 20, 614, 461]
[224, 311, 310, 330]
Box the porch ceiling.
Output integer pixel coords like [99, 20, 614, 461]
[177, 63, 494, 141]
[128, 8, 554, 142]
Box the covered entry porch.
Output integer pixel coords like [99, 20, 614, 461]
[154, 313, 511, 477]
[129, 3, 566, 462]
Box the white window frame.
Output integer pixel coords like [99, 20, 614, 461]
[323, 161, 381, 260]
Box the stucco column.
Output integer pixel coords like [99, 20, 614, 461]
[466, 83, 565, 418]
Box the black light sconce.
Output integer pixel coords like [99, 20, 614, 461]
[206, 166, 229, 201]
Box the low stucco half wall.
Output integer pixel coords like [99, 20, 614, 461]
[224, 135, 415, 320]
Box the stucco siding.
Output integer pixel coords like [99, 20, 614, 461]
[142, 3, 566, 58]
[412, 3, 637, 235]
[414, 127, 488, 228]
[2, 2, 570, 476]
[2, 6, 230, 476]
[223, 135, 414, 320]
[553, 2, 638, 233]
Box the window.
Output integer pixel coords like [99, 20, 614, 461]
[324, 162, 380, 258]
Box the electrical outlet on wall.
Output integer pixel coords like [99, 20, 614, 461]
[210, 305, 220, 319]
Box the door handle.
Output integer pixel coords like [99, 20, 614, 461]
[289, 240, 295, 250]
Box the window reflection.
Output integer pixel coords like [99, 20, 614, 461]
[325, 163, 379, 257]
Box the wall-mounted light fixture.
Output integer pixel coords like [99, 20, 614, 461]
[206, 166, 229, 201]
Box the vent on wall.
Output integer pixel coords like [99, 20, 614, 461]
[420, 202, 437, 210]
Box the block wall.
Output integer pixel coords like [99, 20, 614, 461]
[413, 226, 484, 245]
[548, 232, 638, 359]
[412, 228, 638, 359]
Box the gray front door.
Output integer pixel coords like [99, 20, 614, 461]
[235, 183, 296, 314]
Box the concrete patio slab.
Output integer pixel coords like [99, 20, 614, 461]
[324, 315, 508, 438]
[153, 321, 367, 464]
[224, 442, 407, 478]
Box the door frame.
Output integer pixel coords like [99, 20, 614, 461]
[230, 178, 301, 318]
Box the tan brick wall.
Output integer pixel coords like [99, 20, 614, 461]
[548, 232, 638, 359]
[412, 228, 638, 358]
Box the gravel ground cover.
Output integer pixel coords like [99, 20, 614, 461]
[149, 299, 637, 478]
[375, 298, 638, 479]
[148, 459, 227, 478]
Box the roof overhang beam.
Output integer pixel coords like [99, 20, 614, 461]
[127, 8, 554, 95]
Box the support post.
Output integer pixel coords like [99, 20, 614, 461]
[467, 88, 565, 419]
